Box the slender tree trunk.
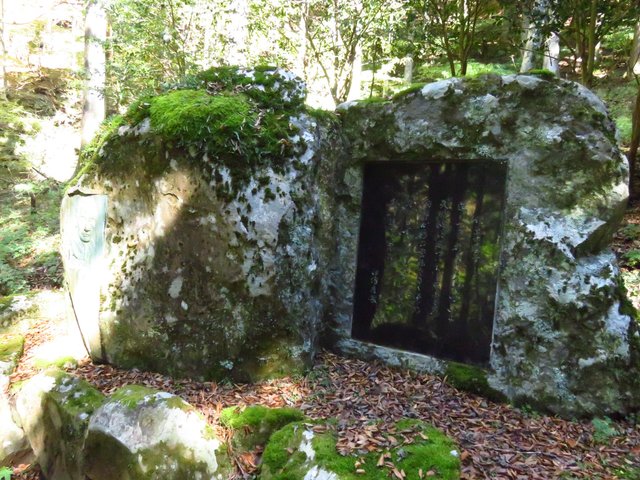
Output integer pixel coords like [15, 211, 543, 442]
[295, 1, 308, 78]
[583, 0, 597, 87]
[543, 32, 560, 75]
[347, 43, 362, 101]
[226, 0, 248, 66]
[458, 171, 485, 326]
[629, 21, 640, 76]
[412, 164, 445, 327]
[520, 0, 546, 73]
[81, 0, 107, 147]
[628, 82, 640, 200]
[403, 56, 413, 84]
[436, 165, 467, 338]
[0, 0, 7, 101]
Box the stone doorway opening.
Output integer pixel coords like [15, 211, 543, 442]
[351, 161, 508, 366]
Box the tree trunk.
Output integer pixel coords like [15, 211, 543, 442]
[458, 171, 485, 327]
[403, 56, 413, 84]
[81, 0, 107, 147]
[630, 21, 640, 76]
[412, 164, 445, 326]
[628, 82, 640, 200]
[347, 43, 362, 101]
[226, 0, 248, 66]
[543, 32, 560, 75]
[582, 0, 597, 87]
[520, 3, 544, 72]
[0, 0, 7, 101]
[436, 165, 467, 339]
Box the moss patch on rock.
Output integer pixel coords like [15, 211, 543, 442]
[444, 362, 507, 403]
[261, 420, 460, 480]
[221, 405, 304, 451]
[73, 66, 307, 200]
[0, 333, 24, 375]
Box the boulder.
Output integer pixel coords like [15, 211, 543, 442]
[0, 396, 30, 466]
[328, 74, 640, 416]
[83, 385, 230, 480]
[260, 420, 460, 480]
[14, 370, 105, 479]
[220, 405, 304, 451]
[62, 66, 344, 382]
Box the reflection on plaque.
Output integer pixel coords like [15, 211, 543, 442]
[351, 161, 507, 366]
[61, 193, 108, 358]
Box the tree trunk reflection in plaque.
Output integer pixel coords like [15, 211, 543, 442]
[351, 162, 507, 366]
[60, 193, 108, 358]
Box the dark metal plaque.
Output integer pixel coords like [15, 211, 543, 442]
[352, 161, 507, 366]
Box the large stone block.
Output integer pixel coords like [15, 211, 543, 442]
[83, 385, 230, 480]
[14, 370, 105, 479]
[62, 67, 343, 382]
[329, 74, 640, 416]
[63, 68, 640, 416]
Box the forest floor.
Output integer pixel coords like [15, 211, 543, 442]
[8, 199, 640, 480]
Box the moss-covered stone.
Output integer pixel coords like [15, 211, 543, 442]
[328, 74, 639, 417]
[63, 67, 343, 383]
[221, 405, 304, 451]
[0, 334, 24, 376]
[444, 362, 507, 403]
[84, 385, 231, 480]
[261, 420, 460, 480]
[14, 370, 105, 479]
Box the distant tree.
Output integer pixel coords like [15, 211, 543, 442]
[629, 77, 640, 199]
[81, 0, 107, 146]
[531, 0, 640, 86]
[411, 0, 499, 77]
[630, 21, 640, 77]
[302, 0, 398, 105]
[0, 0, 6, 101]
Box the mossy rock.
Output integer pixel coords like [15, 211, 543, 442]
[83, 385, 231, 480]
[14, 369, 105, 479]
[0, 334, 24, 376]
[0, 295, 36, 333]
[444, 362, 507, 403]
[261, 420, 460, 480]
[221, 405, 305, 451]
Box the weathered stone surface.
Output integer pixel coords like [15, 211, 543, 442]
[63, 67, 344, 382]
[0, 395, 30, 467]
[328, 74, 639, 416]
[63, 68, 640, 416]
[260, 420, 460, 480]
[14, 370, 105, 479]
[83, 385, 230, 480]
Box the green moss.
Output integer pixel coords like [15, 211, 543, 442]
[392, 83, 428, 100]
[306, 108, 339, 124]
[149, 90, 253, 146]
[221, 405, 304, 452]
[0, 334, 24, 375]
[73, 67, 309, 201]
[33, 355, 77, 369]
[46, 370, 105, 416]
[221, 405, 304, 429]
[524, 69, 557, 80]
[110, 385, 162, 409]
[0, 334, 24, 362]
[69, 114, 126, 189]
[262, 420, 460, 480]
[445, 362, 507, 403]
